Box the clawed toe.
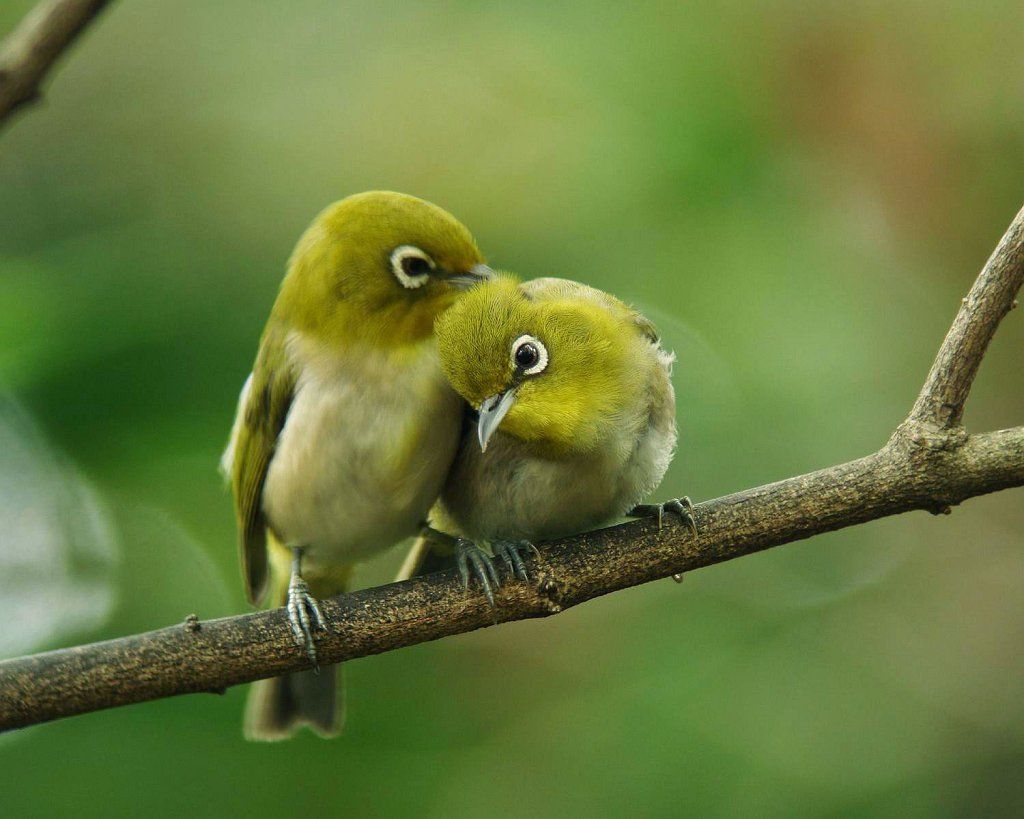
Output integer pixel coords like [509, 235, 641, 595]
[287, 577, 327, 670]
[664, 496, 698, 536]
[492, 540, 538, 581]
[456, 539, 501, 607]
[629, 497, 699, 536]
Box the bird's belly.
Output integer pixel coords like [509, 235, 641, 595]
[439, 441, 629, 543]
[263, 357, 461, 568]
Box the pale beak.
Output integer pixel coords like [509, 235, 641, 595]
[447, 264, 495, 289]
[477, 390, 516, 452]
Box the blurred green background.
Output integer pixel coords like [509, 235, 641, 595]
[2, 1, 1023, 816]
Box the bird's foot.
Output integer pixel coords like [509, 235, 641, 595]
[629, 499, 697, 583]
[456, 539, 501, 607]
[629, 496, 698, 537]
[287, 574, 327, 670]
[491, 539, 540, 581]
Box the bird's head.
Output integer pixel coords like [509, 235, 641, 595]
[277, 191, 492, 347]
[435, 276, 649, 458]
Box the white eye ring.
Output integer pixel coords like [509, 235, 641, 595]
[390, 245, 435, 289]
[511, 334, 548, 376]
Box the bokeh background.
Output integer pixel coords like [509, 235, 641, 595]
[2, 1, 1023, 816]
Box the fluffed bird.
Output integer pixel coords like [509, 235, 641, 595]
[399, 275, 694, 601]
[221, 191, 491, 739]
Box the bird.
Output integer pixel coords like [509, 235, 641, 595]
[398, 274, 694, 601]
[221, 191, 492, 739]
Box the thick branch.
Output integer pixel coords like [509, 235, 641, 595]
[1, 202, 1022, 732]
[0, 426, 1021, 731]
[908, 203, 1024, 428]
[0, 0, 110, 129]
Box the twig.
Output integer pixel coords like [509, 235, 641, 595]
[908, 204, 1024, 429]
[1, 202, 1023, 732]
[0, 0, 111, 129]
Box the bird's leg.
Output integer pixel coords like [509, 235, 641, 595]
[628, 496, 699, 537]
[491, 539, 540, 581]
[286, 546, 327, 670]
[420, 525, 460, 551]
[455, 539, 501, 607]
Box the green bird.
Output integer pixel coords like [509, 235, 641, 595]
[399, 275, 694, 600]
[221, 191, 492, 739]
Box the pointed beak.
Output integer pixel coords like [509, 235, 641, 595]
[447, 263, 495, 290]
[477, 389, 516, 452]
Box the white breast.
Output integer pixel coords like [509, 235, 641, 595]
[260, 334, 462, 568]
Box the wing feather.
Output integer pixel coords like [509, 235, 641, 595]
[228, 322, 297, 604]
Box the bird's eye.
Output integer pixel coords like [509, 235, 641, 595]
[390, 245, 435, 289]
[511, 334, 548, 376]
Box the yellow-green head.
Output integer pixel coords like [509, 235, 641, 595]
[274, 191, 491, 347]
[435, 276, 657, 458]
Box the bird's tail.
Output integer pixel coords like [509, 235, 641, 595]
[394, 527, 458, 582]
[244, 540, 351, 741]
[243, 664, 341, 741]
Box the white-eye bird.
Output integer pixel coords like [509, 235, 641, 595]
[399, 275, 694, 601]
[221, 191, 491, 739]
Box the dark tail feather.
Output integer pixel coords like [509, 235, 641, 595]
[243, 664, 344, 741]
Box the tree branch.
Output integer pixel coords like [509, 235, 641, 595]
[0, 0, 111, 129]
[1, 202, 1023, 733]
[908, 203, 1024, 429]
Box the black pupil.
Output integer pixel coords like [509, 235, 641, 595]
[515, 342, 539, 369]
[402, 255, 431, 276]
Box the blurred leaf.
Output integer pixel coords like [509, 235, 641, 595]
[0, 396, 116, 658]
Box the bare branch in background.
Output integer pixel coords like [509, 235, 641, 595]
[1, 202, 1021, 733]
[0, 0, 110, 129]
[908, 208, 1024, 429]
